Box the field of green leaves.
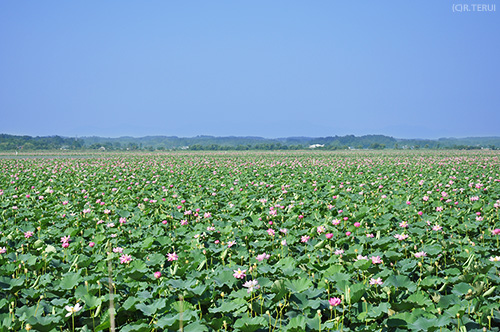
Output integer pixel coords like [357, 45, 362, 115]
[0, 151, 499, 331]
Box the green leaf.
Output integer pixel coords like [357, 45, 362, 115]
[59, 272, 81, 290]
[286, 316, 307, 331]
[285, 278, 313, 293]
[184, 321, 208, 332]
[233, 316, 267, 332]
[135, 298, 166, 316]
[209, 301, 244, 313]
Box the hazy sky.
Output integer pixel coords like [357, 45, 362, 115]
[0, 1, 499, 139]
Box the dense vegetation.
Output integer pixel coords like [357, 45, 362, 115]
[0, 150, 499, 331]
[1, 133, 499, 151]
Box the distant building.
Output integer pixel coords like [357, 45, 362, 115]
[309, 144, 324, 149]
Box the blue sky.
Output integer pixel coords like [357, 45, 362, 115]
[0, 1, 498, 139]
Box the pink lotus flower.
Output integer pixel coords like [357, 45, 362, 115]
[317, 226, 325, 234]
[167, 252, 179, 261]
[24, 231, 34, 239]
[492, 229, 500, 235]
[414, 251, 427, 258]
[61, 236, 70, 243]
[301, 235, 310, 243]
[256, 253, 270, 261]
[334, 249, 344, 255]
[154, 271, 162, 279]
[355, 254, 368, 261]
[354, 222, 361, 228]
[243, 279, 260, 293]
[89, 242, 95, 248]
[328, 297, 341, 307]
[119, 254, 132, 264]
[325, 233, 334, 239]
[62, 242, 69, 248]
[369, 277, 383, 285]
[119, 217, 126, 224]
[345, 231, 351, 236]
[267, 229, 275, 236]
[332, 219, 340, 225]
[366, 233, 374, 238]
[233, 268, 246, 279]
[394, 234, 409, 241]
[227, 241, 236, 248]
[0, 247, 6, 254]
[432, 225, 442, 231]
[371, 256, 383, 264]
[113, 247, 123, 253]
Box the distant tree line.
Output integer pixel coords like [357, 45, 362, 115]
[0, 133, 498, 151]
[0, 134, 82, 151]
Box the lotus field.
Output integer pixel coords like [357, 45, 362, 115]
[1, 151, 500, 332]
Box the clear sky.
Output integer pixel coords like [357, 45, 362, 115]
[0, 1, 499, 139]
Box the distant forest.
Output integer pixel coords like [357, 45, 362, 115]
[1, 133, 499, 151]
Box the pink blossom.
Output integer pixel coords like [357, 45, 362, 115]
[354, 222, 361, 228]
[24, 231, 34, 239]
[301, 235, 310, 243]
[233, 268, 246, 279]
[332, 219, 340, 225]
[119, 217, 126, 224]
[227, 241, 236, 248]
[298, 215, 304, 220]
[328, 297, 341, 307]
[414, 251, 427, 258]
[61, 236, 70, 243]
[492, 229, 500, 235]
[369, 278, 383, 285]
[0, 247, 6, 254]
[89, 242, 95, 247]
[317, 226, 325, 234]
[162, 220, 168, 224]
[204, 212, 211, 218]
[334, 249, 344, 255]
[154, 271, 162, 279]
[267, 228, 275, 236]
[417, 211, 423, 216]
[167, 252, 178, 261]
[366, 233, 374, 238]
[345, 231, 351, 236]
[113, 247, 123, 253]
[432, 225, 442, 231]
[119, 254, 132, 264]
[62, 242, 69, 248]
[355, 254, 368, 261]
[256, 253, 270, 261]
[394, 234, 409, 241]
[325, 233, 334, 239]
[371, 256, 383, 264]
